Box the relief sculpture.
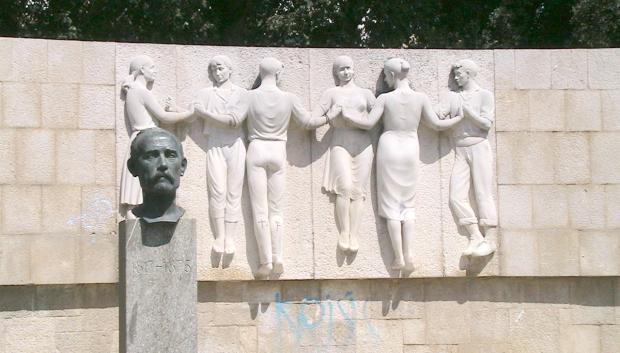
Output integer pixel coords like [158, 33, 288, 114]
[439, 59, 497, 257]
[116, 54, 497, 277]
[193, 55, 247, 256]
[119, 55, 194, 219]
[341, 58, 463, 271]
[230, 57, 336, 278]
[320, 56, 376, 254]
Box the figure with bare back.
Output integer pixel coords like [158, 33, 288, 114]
[341, 58, 463, 271]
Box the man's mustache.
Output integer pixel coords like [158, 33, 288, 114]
[152, 172, 174, 183]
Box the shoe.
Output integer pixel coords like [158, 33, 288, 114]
[462, 233, 483, 256]
[472, 240, 495, 257]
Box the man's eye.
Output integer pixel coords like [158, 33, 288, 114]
[165, 151, 178, 158]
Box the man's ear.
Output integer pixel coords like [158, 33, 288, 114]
[128, 158, 138, 177]
[180, 158, 187, 176]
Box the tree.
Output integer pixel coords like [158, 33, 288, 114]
[0, 0, 617, 48]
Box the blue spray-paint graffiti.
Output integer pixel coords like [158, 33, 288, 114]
[273, 291, 380, 351]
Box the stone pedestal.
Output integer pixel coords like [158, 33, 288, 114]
[119, 219, 197, 353]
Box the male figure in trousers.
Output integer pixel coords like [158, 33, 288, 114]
[440, 59, 497, 257]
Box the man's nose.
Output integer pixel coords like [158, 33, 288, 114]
[156, 154, 169, 170]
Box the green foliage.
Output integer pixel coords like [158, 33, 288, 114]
[0, 0, 617, 48]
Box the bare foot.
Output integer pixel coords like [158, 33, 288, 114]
[224, 237, 235, 255]
[348, 235, 359, 253]
[256, 263, 273, 278]
[391, 258, 405, 270]
[212, 237, 224, 254]
[404, 257, 415, 272]
[337, 232, 350, 252]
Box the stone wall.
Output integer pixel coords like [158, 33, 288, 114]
[0, 37, 619, 352]
[1, 279, 619, 352]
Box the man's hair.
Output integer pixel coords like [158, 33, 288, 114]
[452, 59, 479, 77]
[259, 57, 283, 79]
[208, 55, 233, 82]
[130, 127, 183, 160]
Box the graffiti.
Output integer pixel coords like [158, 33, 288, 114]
[273, 291, 380, 351]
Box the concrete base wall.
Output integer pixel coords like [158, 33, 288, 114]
[1, 278, 619, 352]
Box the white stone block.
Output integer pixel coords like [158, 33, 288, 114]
[515, 50, 551, 89]
[500, 230, 538, 276]
[497, 132, 555, 184]
[47, 40, 82, 83]
[567, 185, 606, 229]
[605, 185, 620, 228]
[495, 90, 529, 131]
[3, 317, 56, 352]
[404, 345, 458, 353]
[588, 48, 620, 89]
[469, 308, 509, 344]
[57, 130, 95, 184]
[591, 132, 620, 183]
[551, 49, 587, 89]
[15, 129, 55, 184]
[494, 49, 515, 90]
[402, 319, 426, 344]
[554, 133, 590, 184]
[30, 234, 76, 284]
[75, 234, 118, 283]
[508, 308, 561, 353]
[601, 325, 620, 353]
[528, 90, 565, 131]
[7, 38, 47, 82]
[531, 185, 569, 228]
[3, 82, 41, 128]
[424, 280, 470, 344]
[81, 186, 116, 234]
[0, 129, 16, 183]
[79, 84, 115, 129]
[82, 42, 115, 85]
[498, 185, 532, 229]
[571, 278, 616, 324]
[0, 38, 12, 80]
[0, 235, 31, 284]
[601, 90, 620, 130]
[95, 130, 116, 185]
[579, 231, 620, 276]
[561, 325, 600, 353]
[41, 83, 79, 128]
[565, 90, 601, 131]
[2, 185, 41, 234]
[41, 185, 81, 233]
[537, 229, 579, 276]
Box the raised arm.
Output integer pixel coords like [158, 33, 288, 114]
[463, 90, 494, 131]
[143, 91, 194, 124]
[421, 95, 463, 131]
[341, 93, 383, 130]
